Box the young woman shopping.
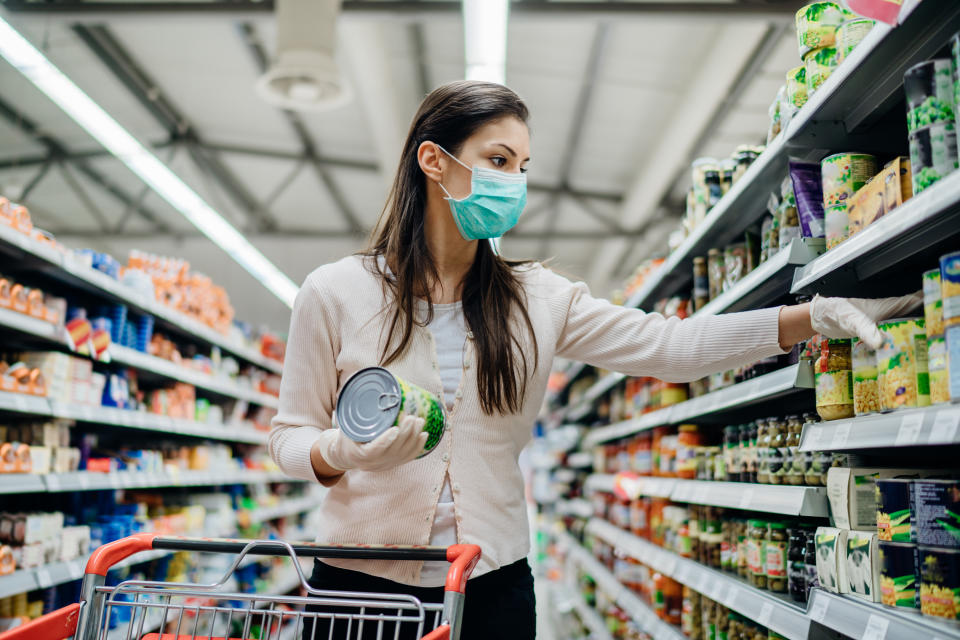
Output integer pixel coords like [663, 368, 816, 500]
[270, 81, 919, 640]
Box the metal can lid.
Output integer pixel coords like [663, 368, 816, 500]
[336, 367, 402, 443]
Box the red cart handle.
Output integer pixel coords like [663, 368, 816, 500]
[444, 544, 482, 594]
[0, 603, 81, 640]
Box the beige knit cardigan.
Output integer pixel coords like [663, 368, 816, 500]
[269, 255, 786, 585]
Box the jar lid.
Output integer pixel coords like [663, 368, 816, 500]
[769, 521, 787, 530]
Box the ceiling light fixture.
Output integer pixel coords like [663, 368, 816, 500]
[0, 15, 299, 308]
[462, 0, 509, 85]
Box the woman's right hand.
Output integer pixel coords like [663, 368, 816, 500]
[311, 415, 427, 474]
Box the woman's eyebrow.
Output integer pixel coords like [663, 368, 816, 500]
[492, 142, 531, 162]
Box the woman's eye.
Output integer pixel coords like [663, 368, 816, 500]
[491, 156, 506, 167]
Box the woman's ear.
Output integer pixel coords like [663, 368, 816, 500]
[417, 141, 444, 183]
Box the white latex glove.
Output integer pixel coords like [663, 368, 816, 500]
[315, 415, 427, 472]
[809, 292, 923, 349]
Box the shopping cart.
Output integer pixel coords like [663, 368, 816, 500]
[0, 533, 481, 640]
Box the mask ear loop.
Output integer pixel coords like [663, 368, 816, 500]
[435, 143, 474, 201]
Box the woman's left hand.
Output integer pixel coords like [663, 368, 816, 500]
[809, 292, 923, 349]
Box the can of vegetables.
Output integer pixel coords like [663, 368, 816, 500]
[836, 18, 874, 63]
[821, 153, 878, 209]
[852, 338, 879, 415]
[923, 268, 944, 338]
[804, 46, 838, 95]
[941, 250, 960, 320]
[876, 317, 930, 411]
[795, 3, 849, 58]
[879, 541, 919, 609]
[876, 478, 914, 543]
[336, 367, 445, 457]
[928, 336, 949, 405]
[904, 60, 956, 134]
[909, 122, 959, 195]
[786, 66, 808, 110]
[919, 545, 960, 620]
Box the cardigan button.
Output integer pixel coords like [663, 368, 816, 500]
[454, 390, 462, 399]
[441, 453, 449, 462]
[467, 331, 474, 339]
[453, 483, 461, 491]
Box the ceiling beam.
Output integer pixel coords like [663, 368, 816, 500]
[0, 94, 172, 233]
[71, 23, 279, 232]
[237, 22, 364, 233]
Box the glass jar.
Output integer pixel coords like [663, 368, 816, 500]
[721, 519, 734, 572]
[630, 497, 650, 539]
[738, 424, 751, 482]
[748, 421, 759, 483]
[736, 520, 750, 578]
[727, 612, 743, 640]
[677, 520, 693, 558]
[852, 338, 880, 415]
[788, 528, 808, 603]
[756, 418, 771, 484]
[767, 417, 787, 485]
[724, 425, 741, 482]
[676, 424, 701, 479]
[703, 507, 723, 569]
[708, 446, 725, 482]
[682, 585, 702, 639]
[707, 248, 725, 301]
[765, 521, 788, 593]
[803, 527, 820, 601]
[693, 256, 709, 313]
[747, 520, 768, 589]
[716, 604, 730, 640]
[815, 337, 855, 420]
[784, 415, 804, 486]
[701, 597, 716, 640]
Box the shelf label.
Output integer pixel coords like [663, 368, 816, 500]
[693, 485, 710, 504]
[861, 614, 889, 640]
[78, 474, 90, 490]
[36, 568, 54, 589]
[14, 395, 28, 412]
[726, 589, 739, 609]
[808, 595, 829, 622]
[739, 488, 756, 509]
[46, 475, 61, 492]
[928, 409, 960, 444]
[757, 602, 774, 627]
[830, 422, 851, 448]
[895, 413, 924, 446]
[710, 578, 724, 600]
[804, 425, 823, 450]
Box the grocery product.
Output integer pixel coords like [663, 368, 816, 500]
[784, 415, 805, 486]
[707, 248, 725, 301]
[909, 122, 959, 194]
[827, 467, 919, 531]
[335, 367, 445, 457]
[845, 530, 881, 601]
[946, 323, 960, 402]
[941, 250, 960, 318]
[676, 424, 701, 479]
[846, 156, 913, 236]
[824, 204, 849, 250]
[786, 66, 808, 110]
[692, 256, 709, 312]
[795, 3, 849, 57]
[954, 34, 960, 120]
[904, 60, 955, 133]
[815, 337, 854, 420]
[821, 152, 878, 208]
[879, 540, 919, 609]
[804, 46, 838, 95]
[913, 479, 960, 548]
[836, 18, 874, 63]
[766, 522, 789, 593]
[876, 317, 930, 410]
[723, 244, 747, 292]
[788, 528, 808, 603]
[929, 336, 950, 405]
[790, 160, 825, 239]
[852, 339, 880, 415]
[924, 268, 945, 337]
[918, 545, 960, 620]
[815, 526, 849, 593]
[875, 478, 913, 542]
[747, 520, 768, 589]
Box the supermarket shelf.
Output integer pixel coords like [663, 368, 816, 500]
[583, 363, 814, 447]
[791, 171, 960, 296]
[111, 345, 279, 408]
[799, 406, 960, 452]
[0, 390, 268, 444]
[585, 474, 828, 517]
[0, 307, 61, 342]
[563, 583, 614, 640]
[0, 225, 282, 375]
[558, 530, 687, 640]
[566, 373, 625, 423]
[695, 238, 824, 317]
[807, 589, 960, 640]
[244, 494, 324, 525]
[0, 469, 302, 494]
[587, 518, 811, 640]
[556, 498, 594, 520]
[546, 361, 589, 409]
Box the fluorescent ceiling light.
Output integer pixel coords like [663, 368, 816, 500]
[0, 15, 299, 308]
[462, 0, 509, 85]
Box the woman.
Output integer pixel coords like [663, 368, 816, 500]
[270, 81, 918, 639]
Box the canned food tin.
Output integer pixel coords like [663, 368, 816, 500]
[795, 3, 849, 58]
[879, 541, 919, 609]
[786, 66, 808, 110]
[924, 268, 945, 338]
[875, 478, 913, 543]
[824, 204, 849, 250]
[336, 367, 445, 457]
[804, 46, 838, 95]
[929, 336, 949, 405]
[852, 339, 879, 416]
[914, 480, 960, 548]
[918, 545, 960, 620]
[947, 323, 960, 403]
[909, 122, 959, 195]
[876, 317, 930, 411]
[904, 60, 956, 134]
[941, 250, 960, 319]
[821, 153, 878, 208]
[836, 18, 874, 63]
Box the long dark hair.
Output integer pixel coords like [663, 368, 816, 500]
[364, 80, 538, 415]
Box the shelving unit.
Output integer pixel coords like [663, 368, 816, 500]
[799, 406, 960, 452]
[0, 469, 302, 495]
[807, 589, 960, 640]
[583, 363, 814, 447]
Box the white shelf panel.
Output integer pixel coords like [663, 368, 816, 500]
[0, 389, 52, 415]
[587, 518, 811, 640]
[244, 493, 325, 525]
[0, 307, 61, 341]
[0, 224, 282, 375]
[584, 474, 615, 494]
[583, 363, 813, 447]
[800, 406, 960, 452]
[0, 469, 302, 494]
[808, 589, 960, 640]
[555, 499, 594, 520]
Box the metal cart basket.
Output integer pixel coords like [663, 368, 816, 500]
[0, 533, 481, 640]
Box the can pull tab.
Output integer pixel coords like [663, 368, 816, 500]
[378, 392, 401, 411]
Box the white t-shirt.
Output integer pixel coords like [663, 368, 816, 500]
[418, 300, 466, 586]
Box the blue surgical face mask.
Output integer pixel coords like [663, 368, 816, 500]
[436, 144, 527, 241]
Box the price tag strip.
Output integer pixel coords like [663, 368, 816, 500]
[830, 422, 852, 449]
[895, 412, 924, 446]
[861, 614, 889, 640]
[929, 409, 960, 444]
[757, 602, 774, 627]
[808, 594, 829, 622]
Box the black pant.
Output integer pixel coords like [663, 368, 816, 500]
[301, 558, 535, 640]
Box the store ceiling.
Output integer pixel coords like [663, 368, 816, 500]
[0, 0, 803, 331]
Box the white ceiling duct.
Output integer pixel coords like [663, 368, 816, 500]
[256, 0, 351, 112]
